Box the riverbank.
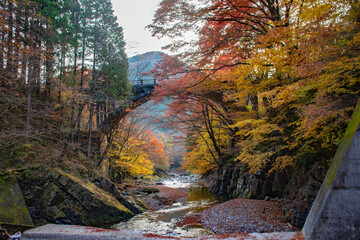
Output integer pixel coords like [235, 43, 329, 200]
[176, 198, 299, 235]
[200, 198, 298, 234]
[125, 177, 299, 237]
[11, 175, 303, 239]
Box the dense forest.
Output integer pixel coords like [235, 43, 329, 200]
[0, 0, 134, 175]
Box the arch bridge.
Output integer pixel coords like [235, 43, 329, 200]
[98, 83, 158, 133]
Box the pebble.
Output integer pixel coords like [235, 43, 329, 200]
[200, 198, 298, 234]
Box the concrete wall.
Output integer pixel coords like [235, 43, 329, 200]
[302, 103, 360, 240]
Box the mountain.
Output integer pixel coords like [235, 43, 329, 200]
[128, 51, 164, 86]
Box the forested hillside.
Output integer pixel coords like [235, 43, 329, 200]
[0, 0, 150, 226]
[0, 0, 130, 172]
[148, 0, 360, 212]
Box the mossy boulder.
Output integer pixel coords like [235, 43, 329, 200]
[50, 169, 134, 225]
[16, 167, 148, 226]
[90, 174, 147, 214]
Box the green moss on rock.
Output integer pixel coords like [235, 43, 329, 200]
[0, 178, 33, 226]
[50, 169, 133, 225]
[54, 169, 132, 215]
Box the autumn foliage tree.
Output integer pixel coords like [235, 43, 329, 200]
[108, 110, 169, 180]
[150, 0, 360, 177]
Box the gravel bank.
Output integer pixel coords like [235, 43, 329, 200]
[200, 198, 299, 234]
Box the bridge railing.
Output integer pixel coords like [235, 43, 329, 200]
[130, 78, 157, 86]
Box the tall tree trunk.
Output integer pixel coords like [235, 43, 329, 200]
[45, 44, 54, 99]
[26, 83, 31, 141]
[76, 34, 86, 142]
[58, 46, 65, 102]
[0, 0, 6, 74]
[73, 9, 79, 85]
[13, 3, 22, 81]
[92, 41, 97, 84]
[35, 40, 41, 98]
[26, 59, 34, 141]
[75, 102, 85, 141]
[28, 18, 38, 98]
[0, 34, 4, 71]
[6, 0, 13, 74]
[20, 59, 27, 85]
[80, 36, 86, 90]
[33, 20, 41, 98]
[73, 48, 77, 84]
[45, 22, 55, 99]
[100, 102, 104, 123]
[70, 101, 75, 144]
[19, 6, 29, 85]
[87, 102, 94, 161]
[96, 102, 100, 127]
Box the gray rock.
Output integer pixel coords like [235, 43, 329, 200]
[18, 168, 137, 226]
[291, 204, 310, 228]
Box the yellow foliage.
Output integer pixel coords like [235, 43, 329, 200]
[231, 117, 288, 173]
[114, 155, 154, 176]
[236, 150, 274, 174]
[183, 145, 217, 175]
[171, 0, 359, 177]
[108, 128, 168, 177]
[108, 139, 155, 177]
[268, 156, 296, 175]
[182, 118, 231, 174]
[232, 119, 283, 140]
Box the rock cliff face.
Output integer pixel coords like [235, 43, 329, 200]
[17, 168, 146, 226]
[208, 162, 326, 201]
[206, 162, 327, 228]
[207, 163, 271, 200]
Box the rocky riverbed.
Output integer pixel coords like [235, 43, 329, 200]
[113, 175, 300, 238]
[4, 172, 303, 239]
[201, 198, 298, 234]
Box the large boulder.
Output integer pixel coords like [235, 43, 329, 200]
[18, 168, 146, 226]
[90, 174, 147, 214]
[50, 169, 134, 225]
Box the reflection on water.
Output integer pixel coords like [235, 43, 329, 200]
[112, 176, 220, 237]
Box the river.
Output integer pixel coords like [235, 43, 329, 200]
[112, 175, 221, 238]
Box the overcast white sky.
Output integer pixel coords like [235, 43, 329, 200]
[110, 0, 171, 57]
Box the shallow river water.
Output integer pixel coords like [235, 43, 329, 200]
[112, 175, 221, 237]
